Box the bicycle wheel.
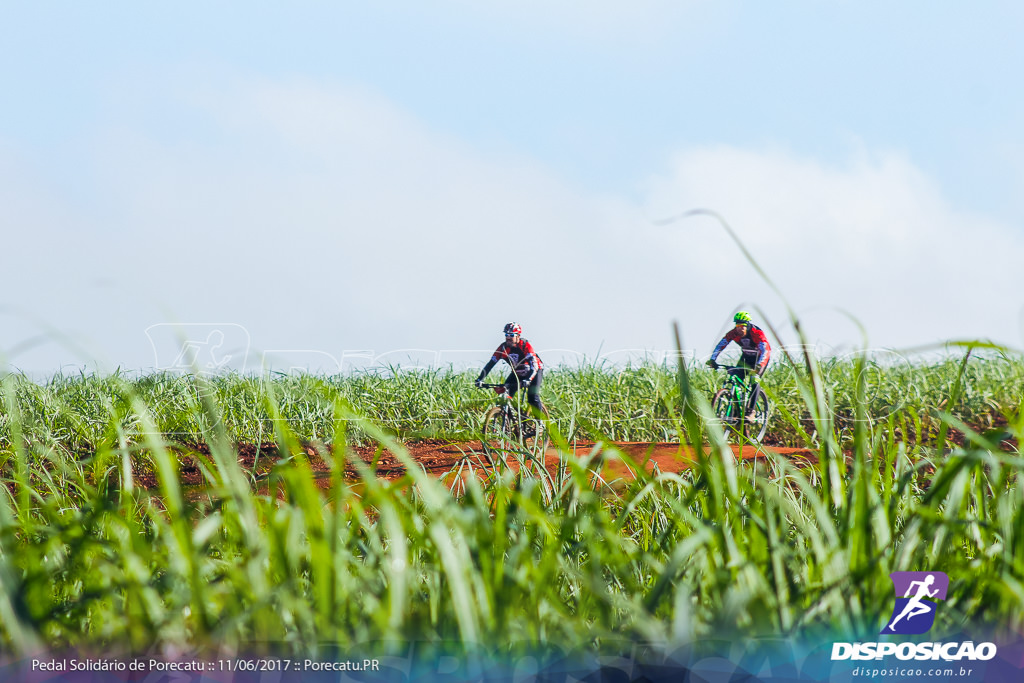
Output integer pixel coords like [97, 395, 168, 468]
[520, 405, 550, 452]
[484, 406, 549, 454]
[712, 388, 739, 429]
[743, 390, 770, 442]
[511, 407, 553, 500]
[712, 387, 745, 440]
[482, 406, 514, 457]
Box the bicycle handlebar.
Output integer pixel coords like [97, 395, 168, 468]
[477, 383, 507, 389]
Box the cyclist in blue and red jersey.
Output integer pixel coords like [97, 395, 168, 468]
[475, 322, 547, 415]
[706, 311, 771, 416]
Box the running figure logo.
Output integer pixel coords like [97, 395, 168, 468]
[883, 571, 949, 635]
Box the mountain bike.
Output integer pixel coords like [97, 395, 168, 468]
[478, 382, 550, 459]
[710, 364, 770, 442]
[443, 383, 551, 497]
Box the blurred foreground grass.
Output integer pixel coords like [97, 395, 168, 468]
[0, 351, 1021, 656]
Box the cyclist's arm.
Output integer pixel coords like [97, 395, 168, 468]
[520, 341, 541, 382]
[754, 342, 770, 372]
[750, 328, 771, 373]
[709, 337, 730, 363]
[520, 357, 539, 382]
[477, 347, 504, 382]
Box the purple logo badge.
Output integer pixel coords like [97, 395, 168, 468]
[882, 571, 949, 635]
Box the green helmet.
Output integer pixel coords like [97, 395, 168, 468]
[733, 311, 752, 324]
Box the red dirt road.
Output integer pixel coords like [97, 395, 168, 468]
[358, 440, 819, 482]
[168, 440, 819, 491]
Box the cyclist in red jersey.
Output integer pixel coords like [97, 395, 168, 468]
[706, 311, 771, 416]
[475, 322, 547, 415]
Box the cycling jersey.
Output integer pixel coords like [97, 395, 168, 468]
[710, 324, 771, 372]
[480, 338, 543, 381]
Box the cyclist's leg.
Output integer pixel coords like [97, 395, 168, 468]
[503, 372, 520, 398]
[747, 382, 761, 415]
[738, 355, 759, 414]
[526, 370, 547, 416]
[742, 355, 767, 413]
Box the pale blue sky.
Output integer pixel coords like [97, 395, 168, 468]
[2, 2, 1022, 373]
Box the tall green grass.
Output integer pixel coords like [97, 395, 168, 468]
[0, 344, 1021, 657]
[1, 353, 1018, 451]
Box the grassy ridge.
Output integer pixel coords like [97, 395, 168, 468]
[0, 352, 1022, 657]
[1, 354, 1020, 451]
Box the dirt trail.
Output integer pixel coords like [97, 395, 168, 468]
[164, 440, 819, 492]
[554, 441, 819, 479]
[357, 439, 817, 472]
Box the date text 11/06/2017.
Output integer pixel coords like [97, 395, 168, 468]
[31, 659, 381, 673]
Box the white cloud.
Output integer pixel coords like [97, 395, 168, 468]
[2, 74, 1021, 374]
[4, 75, 652, 370]
[640, 144, 1024, 350]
